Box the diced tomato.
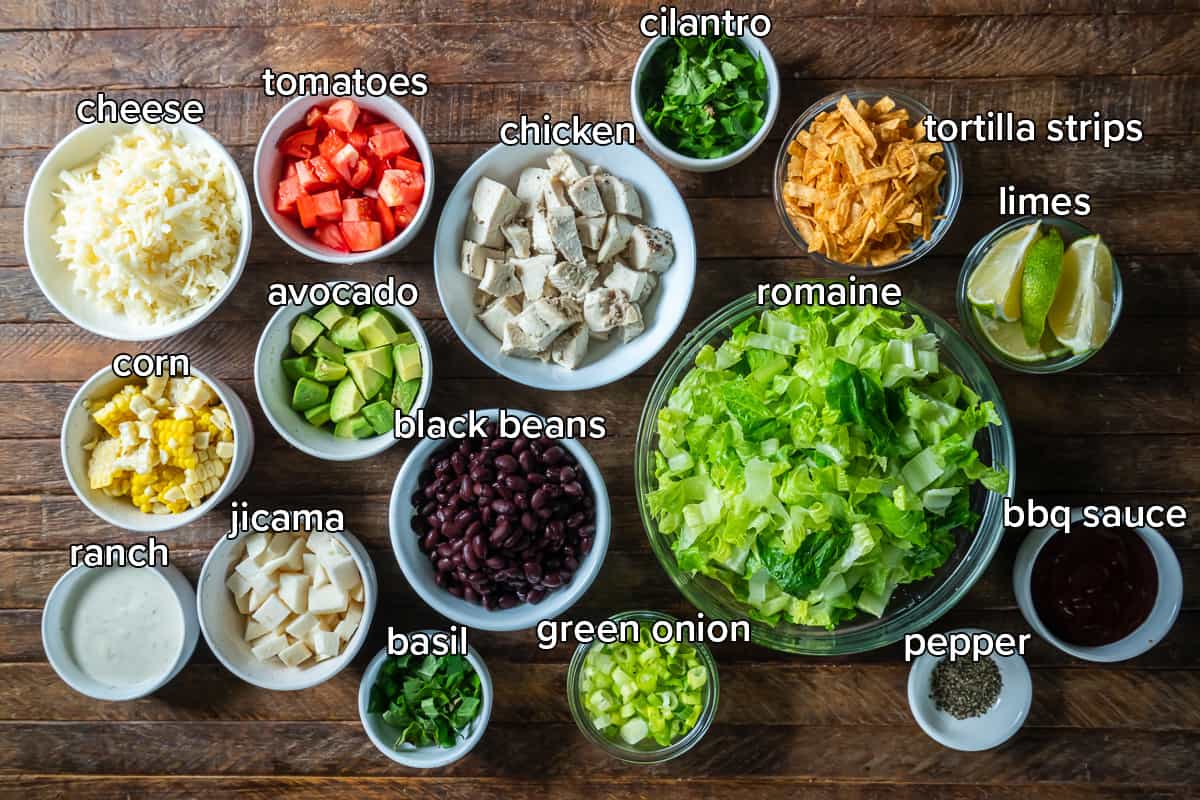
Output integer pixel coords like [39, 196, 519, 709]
[275, 175, 302, 215]
[315, 222, 350, 252]
[369, 128, 411, 159]
[295, 193, 319, 229]
[294, 160, 326, 193]
[378, 169, 425, 207]
[376, 196, 396, 242]
[305, 105, 326, 129]
[308, 155, 340, 187]
[285, 161, 298, 179]
[358, 109, 383, 126]
[367, 122, 399, 137]
[330, 143, 360, 183]
[318, 129, 348, 162]
[280, 128, 318, 159]
[342, 198, 374, 221]
[340, 220, 382, 252]
[324, 99, 361, 133]
[389, 154, 424, 174]
[393, 199, 420, 230]
[311, 189, 342, 222]
[347, 158, 372, 189]
[348, 128, 369, 151]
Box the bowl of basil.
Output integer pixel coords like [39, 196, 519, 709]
[631, 34, 780, 172]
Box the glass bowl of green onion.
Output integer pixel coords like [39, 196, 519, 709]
[567, 610, 719, 763]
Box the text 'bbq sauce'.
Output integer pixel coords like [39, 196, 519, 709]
[1030, 527, 1158, 647]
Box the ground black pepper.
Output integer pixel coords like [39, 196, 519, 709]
[930, 656, 1003, 719]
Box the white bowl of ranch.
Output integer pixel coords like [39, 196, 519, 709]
[42, 564, 199, 701]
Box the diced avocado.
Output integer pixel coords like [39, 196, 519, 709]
[357, 308, 401, 348]
[290, 314, 324, 354]
[314, 302, 352, 330]
[361, 400, 395, 435]
[391, 377, 422, 414]
[313, 358, 347, 383]
[303, 402, 332, 427]
[333, 414, 375, 439]
[282, 355, 315, 383]
[329, 316, 366, 350]
[393, 343, 423, 382]
[291, 377, 330, 412]
[376, 376, 395, 403]
[365, 345, 394, 379]
[345, 348, 392, 397]
[394, 331, 416, 346]
[329, 377, 365, 423]
[312, 335, 345, 364]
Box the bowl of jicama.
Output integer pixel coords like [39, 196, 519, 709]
[635, 293, 1015, 655]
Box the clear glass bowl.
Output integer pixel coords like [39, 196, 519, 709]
[634, 295, 1016, 655]
[956, 215, 1123, 374]
[566, 610, 720, 763]
[773, 89, 963, 274]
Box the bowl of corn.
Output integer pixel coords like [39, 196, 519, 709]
[61, 364, 255, 532]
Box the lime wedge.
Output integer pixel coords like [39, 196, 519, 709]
[1048, 235, 1115, 355]
[973, 307, 1069, 363]
[967, 221, 1042, 321]
[1020, 227, 1064, 346]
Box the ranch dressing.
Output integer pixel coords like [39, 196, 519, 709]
[66, 567, 183, 688]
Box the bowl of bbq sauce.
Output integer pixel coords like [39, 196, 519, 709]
[1014, 507, 1183, 662]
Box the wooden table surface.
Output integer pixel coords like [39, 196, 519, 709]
[1, 2, 1198, 797]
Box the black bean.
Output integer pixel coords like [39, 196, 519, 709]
[528, 589, 546, 604]
[463, 586, 480, 604]
[543, 445, 565, 465]
[437, 557, 453, 573]
[495, 454, 518, 473]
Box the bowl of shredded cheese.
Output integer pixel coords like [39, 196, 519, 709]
[61, 364, 255, 532]
[24, 122, 251, 340]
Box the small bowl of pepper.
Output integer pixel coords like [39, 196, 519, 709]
[907, 627, 1032, 752]
[1013, 508, 1183, 662]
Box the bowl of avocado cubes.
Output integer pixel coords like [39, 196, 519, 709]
[255, 284, 432, 461]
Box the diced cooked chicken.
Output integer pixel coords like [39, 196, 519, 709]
[516, 167, 551, 216]
[547, 205, 586, 265]
[548, 148, 588, 183]
[603, 260, 654, 303]
[502, 221, 532, 258]
[512, 254, 556, 302]
[567, 175, 606, 218]
[548, 260, 599, 299]
[479, 258, 522, 297]
[543, 176, 569, 211]
[461, 240, 504, 279]
[596, 174, 643, 218]
[550, 323, 589, 369]
[530, 210, 555, 255]
[477, 295, 522, 340]
[596, 213, 634, 263]
[626, 225, 675, 273]
[576, 215, 606, 250]
[620, 307, 645, 343]
[509, 297, 579, 352]
[501, 322, 542, 358]
[466, 177, 521, 248]
[583, 287, 640, 333]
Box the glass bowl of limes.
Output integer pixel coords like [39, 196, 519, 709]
[957, 216, 1122, 373]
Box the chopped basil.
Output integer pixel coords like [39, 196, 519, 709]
[368, 653, 483, 749]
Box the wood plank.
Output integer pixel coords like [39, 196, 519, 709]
[2, 17, 1197, 91]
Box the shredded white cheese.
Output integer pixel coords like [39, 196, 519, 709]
[52, 124, 243, 326]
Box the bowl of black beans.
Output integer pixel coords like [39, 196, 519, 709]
[388, 408, 611, 631]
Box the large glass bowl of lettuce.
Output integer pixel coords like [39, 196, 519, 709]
[636, 294, 1014, 654]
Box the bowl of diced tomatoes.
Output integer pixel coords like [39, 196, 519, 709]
[254, 95, 435, 263]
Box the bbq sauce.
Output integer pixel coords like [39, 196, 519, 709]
[1030, 527, 1157, 647]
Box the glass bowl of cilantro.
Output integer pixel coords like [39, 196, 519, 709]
[635, 294, 1015, 655]
[358, 639, 493, 768]
[632, 34, 780, 172]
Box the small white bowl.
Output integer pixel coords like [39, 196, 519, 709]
[254, 282, 433, 461]
[197, 528, 378, 691]
[388, 408, 611, 632]
[1013, 508, 1183, 662]
[24, 122, 252, 341]
[60, 364, 255, 533]
[631, 34, 780, 173]
[358, 639, 493, 768]
[42, 564, 199, 701]
[254, 94, 435, 264]
[908, 628, 1032, 752]
[433, 143, 695, 390]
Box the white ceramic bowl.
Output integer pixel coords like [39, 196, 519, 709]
[908, 628, 1032, 752]
[388, 408, 611, 631]
[254, 282, 433, 461]
[60, 364, 255, 533]
[254, 94, 435, 264]
[358, 639, 493, 768]
[1013, 508, 1183, 662]
[24, 122, 252, 341]
[42, 564, 199, 701]
[197, 528, 378, 691]
[433, 143, 696, 391]
[631, 34, 780, 173]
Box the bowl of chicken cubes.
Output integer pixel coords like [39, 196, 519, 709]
[433, 145, 696, 390]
